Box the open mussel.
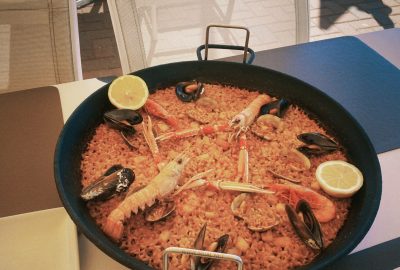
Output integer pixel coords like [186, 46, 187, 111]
[260, 98, 289, 118]
[176, 81, 204, 102]
[285, 199, 323, 251]
[297, 132, 339, 156]
[80, 165, 135, 201]
[104, 109, 143, 134]
[144, 199, 176, 222]
[191, 223, 229, 270]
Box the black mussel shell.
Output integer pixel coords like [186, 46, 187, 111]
[176, 81, 204, 102]
[80, 167, 135, 201]
[297, 132, 339, 156]
[297, 145, 337, 156]
[296, 200, 323, 249]
[120, 130, 137, 150]
[104, 109, 143, 133]
[193, 223, 207, 250]
[104, 164, 124, 176]
[297, 132, 338, 149]
[192, 223, 230, 270]
[260, 98, 289, 118]
[144, 200, 176, 222]
[285, 200, 323, 251]
[192, 223, 207, 270]
[197, 234, 229, 270]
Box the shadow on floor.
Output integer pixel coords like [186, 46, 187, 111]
[319, 0, 394, 30]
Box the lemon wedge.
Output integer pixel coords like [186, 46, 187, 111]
[316, 160, 363, 198]
[108, 75, 149, 110]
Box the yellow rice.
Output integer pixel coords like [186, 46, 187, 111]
[81, 84, 350, 269]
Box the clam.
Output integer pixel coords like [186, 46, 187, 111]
[285, 199, 323, 251]
[80, 166, 135, 201]
[144, 200, 176, 222]
[186, 109, 213, 124]
[297, 132, 339, 156]
[231, 193, 279, 232]
[191, 223, 229, 270]
[196, 97, 218, 111]
[285, 149, 311, 171]
[251, 114, 283, 141]
[260, 98, 289, 118]
[104, 109, 143, 134]
[176, 81, 204, 102]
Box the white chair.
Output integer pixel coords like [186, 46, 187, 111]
[107, 0, 147, 74]
[0, 0, 82, 93]
[295, 0, 310, 44]
[107, 0, 309, 69]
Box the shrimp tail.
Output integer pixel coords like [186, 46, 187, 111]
[104, 188, 154, 241]
[104, 208, 125, 242]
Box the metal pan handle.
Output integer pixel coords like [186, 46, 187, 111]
[162, 247, 243, 270]
[197, 24, 255, 64]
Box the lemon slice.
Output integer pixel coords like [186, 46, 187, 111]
[108, 75, 149, 110]
[316, 160, 363, 198]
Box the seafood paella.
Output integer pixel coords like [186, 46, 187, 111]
[80, 78, 363, 269]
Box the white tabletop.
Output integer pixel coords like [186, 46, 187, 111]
[356, 28, 400, 69]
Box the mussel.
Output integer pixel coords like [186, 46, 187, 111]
[104, 109, 143, 134]
[260, 98, 289, 118]
[144, 200, 176, 222]
[80, 165, 135, 201]
[176, 81, 204, 102]
[285, 199, 323, 251]
[192, 223, 229, 270]
[297, 132, 339, 156]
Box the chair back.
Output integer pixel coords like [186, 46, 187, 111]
[107, 0, 147, 74]
[107, 0, 309, 68]
[0, 0, 82, 93]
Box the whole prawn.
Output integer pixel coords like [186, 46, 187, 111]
[229, 94, 270, 182]
[103, 152, 190, 241]
[229, 94, 271, 134]
[269, 183, 336, 223]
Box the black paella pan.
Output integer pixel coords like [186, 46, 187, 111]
[54, 60, 381, 269]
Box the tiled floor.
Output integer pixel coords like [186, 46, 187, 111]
[77, 0, 400, 79]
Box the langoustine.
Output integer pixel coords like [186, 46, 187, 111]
[103, 152, 190, 242]
[269, 183, 336, 223]
[229, 94, 271, 183]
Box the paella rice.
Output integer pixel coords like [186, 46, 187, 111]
[81, 84, 351, 269]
